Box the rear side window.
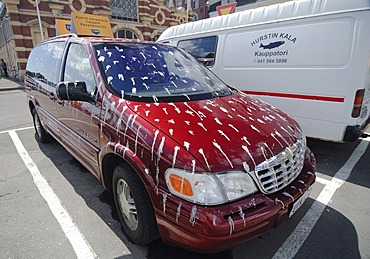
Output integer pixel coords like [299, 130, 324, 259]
[177, 36, 218, 67]
[26, 41, 65, 87]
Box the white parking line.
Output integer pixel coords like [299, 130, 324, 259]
[8, 130, 97, 259]
[0, 126, 33, 135]
[315, 175, 331, 186]
[273, 139, 369, 259]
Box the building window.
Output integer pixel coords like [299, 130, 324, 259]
[178, 36, 218, 67]
[194, 0, 199, 9]
[176, 0, 183, 9]
[192, 13, 198, 21]
[110, 0, 138, 21]
[115, 29, 138, 39]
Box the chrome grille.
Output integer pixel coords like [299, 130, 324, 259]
[253, 140, 306, 194]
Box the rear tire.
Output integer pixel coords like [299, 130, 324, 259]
[112, 163, 159, 245]
[32, 108, 50, 143]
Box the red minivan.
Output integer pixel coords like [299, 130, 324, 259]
[25, 34, 316, 253]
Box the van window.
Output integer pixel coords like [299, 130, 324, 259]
[26, 41, 65, 87]
[177, 36, 217, 67]
[63, 43, 96, 94]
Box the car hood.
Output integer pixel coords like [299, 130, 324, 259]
[126, 92, 302, 172]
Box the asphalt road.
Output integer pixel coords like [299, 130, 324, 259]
[1, 89, 369, 259]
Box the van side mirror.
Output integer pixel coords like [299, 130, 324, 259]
[56, 81, 94, 103]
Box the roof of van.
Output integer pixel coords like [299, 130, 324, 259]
[157, 0, 370, 42]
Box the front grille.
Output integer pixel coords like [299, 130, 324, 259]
[253, 140, 305, 194]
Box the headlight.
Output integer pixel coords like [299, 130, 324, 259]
[165, 169, 258, 205]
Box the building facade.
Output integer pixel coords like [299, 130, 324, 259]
[0, 0, 201, 78]
[208, 0, 292, 17]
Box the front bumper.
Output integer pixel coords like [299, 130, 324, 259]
[154, 149, 316, 253]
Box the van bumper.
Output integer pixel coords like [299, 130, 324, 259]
[155, 149, 316, 254]
[343, 116, 370, 141]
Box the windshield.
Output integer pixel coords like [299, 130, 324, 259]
[93, 42, 233, 102]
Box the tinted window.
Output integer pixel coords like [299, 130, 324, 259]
[26, 41, 65, 87]
[63, 43, 96, 94]
[94, 42, 232, 102]
[178, 36, 217, 67]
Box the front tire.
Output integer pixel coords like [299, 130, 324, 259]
[112, 163, 159, 245]
[32, 108, 50, 143]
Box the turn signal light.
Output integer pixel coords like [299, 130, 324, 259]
[169, 174, 193, 196]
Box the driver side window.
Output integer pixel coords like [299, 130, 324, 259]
[64, 43, 96, 94]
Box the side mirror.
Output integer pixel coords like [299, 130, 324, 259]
[56, 81, 94, 103]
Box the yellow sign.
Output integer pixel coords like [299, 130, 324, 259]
[70, 12, 113, 37]
[55, 19, 71, 36]
[216, 2, 237, 16]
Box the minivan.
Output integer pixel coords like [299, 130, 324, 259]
[25, 34, 316, 253]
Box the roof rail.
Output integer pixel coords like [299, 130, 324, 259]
[45, 33, 78, 41]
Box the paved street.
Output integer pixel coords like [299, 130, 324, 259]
[1, 83, 369, 258]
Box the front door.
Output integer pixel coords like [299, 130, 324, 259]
[56, 42, 101, 177]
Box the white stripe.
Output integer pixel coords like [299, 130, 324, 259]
[273, 140, 369, 259]
[0, 126, 33, 135]
[315, 175, 331, 186]
[8, 130, 96, 259]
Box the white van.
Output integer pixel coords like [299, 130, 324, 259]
[157, 0, 370, 142]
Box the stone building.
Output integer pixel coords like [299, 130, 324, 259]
[0, 0, 206, 78]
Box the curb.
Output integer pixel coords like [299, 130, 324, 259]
[0, 86, 25, 92]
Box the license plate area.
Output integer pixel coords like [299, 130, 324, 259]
[289, 186, 311, 217]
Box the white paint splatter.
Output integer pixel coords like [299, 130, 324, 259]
[163, 108, 168, 115]
[199, 148, 210, 171]
[238, 206, 246, 227]
[228, 216, 235, 236]
[169, 129, 173, 136]
[213, 141, 233, 168]
[134, 126, 142, 156]
[251, 125, 260, 133]
[220, 107, 228, 114]
[169, 103, 181, 114]
[176, 202, 182, 223]
[151, 129, 159, 160]
[191, 160, 196, 174]
[242, 145, 256, 168]
[189, 205, 197, 226]
[228, 124, 239, 132]
[172, 146, 180, 168]
[162, 193, 167, 216]
[168, 119, 175, 124]
[218, 130, 230, 141]
[283, 192, 294, 201]
[203, 106, 213, 113]
[157, 136, 166, 160]
[184, 141, 190, 151]
[212, 215, 217, 226]
[198, 122, 207, 131]
[275, 198, 285, 208]
[243, 161, 250, 172]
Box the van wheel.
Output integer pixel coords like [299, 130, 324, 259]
[32, 108, 50, 143]
[112, 163, 159, 245]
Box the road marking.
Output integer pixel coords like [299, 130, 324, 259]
[8, 130, 97, 259]
[315, 175, 331, 186]
[273, 139, 369, 259]
[0, 126, 33, 135]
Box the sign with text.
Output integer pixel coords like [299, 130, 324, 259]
[55, 19, 71, 36]
[70, 12, 113, 37]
